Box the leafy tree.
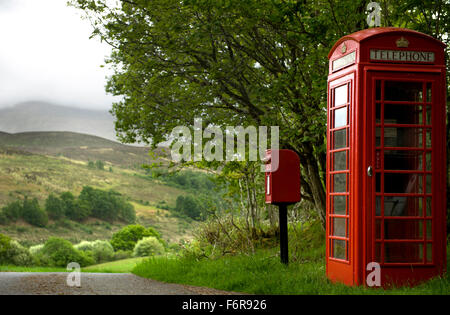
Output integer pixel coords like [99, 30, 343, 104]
[133, 237, 165, 257]
[71, 0, 449, 227]
[61, 191, 91, 222]
[39, 237, 94, 267]
[110, 224, 161, 251]
[21, 197, 48, 227]
[45, 194, 65, 220]
[1, 201, 22, 222]
[95, 160, 105, 170]
[175, 195, 202, 220]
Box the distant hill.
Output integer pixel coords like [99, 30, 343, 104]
[0, 131, 168, 169]
[0, 101, 118, 142]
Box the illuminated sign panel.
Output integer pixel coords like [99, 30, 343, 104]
[370, 49, 435, 63]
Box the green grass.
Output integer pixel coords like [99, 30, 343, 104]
[132, 248, 450, 295]
[82, 257, 147, 273]
[0, 265, 68, 272]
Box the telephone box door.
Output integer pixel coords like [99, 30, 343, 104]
[365, 71, 446, 284]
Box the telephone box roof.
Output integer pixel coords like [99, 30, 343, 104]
[328, 27, 446, 59]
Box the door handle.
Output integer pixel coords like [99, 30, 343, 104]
[367, 166, 373, 177]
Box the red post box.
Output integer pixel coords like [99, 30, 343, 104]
[265, 149, 301, 205]
[326, 27, 447, 287]
[264, 149, 300, 265]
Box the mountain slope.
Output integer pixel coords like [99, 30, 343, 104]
[0, 101, 117, 141]
[0, 131, 168, 169]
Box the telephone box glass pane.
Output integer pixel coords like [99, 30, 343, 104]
[384, 150, 423, 171]
[426, 83, 432, 102]
[385, 243, 423, 263]
[384, 173, 422, 194]
[334, 107, 347, 128]
[333, 174, 347, 192]
[426, 197, 432, 216]
[384, 220, 423, 239]
[384, 81, 423, 102]
[332, 239, 346, 260]
[333, 129, 346, 149]
[384, 128, 423, 147]
[384, 104, 422, 125]
[426, 243, 432, 262]
[384, 196, 422, 217]
[333, 218, 346, 237]
[333, 151, 346, 170]
[334, 85, 348, 106]
[333, 196, 346, 215]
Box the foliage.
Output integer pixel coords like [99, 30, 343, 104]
[60, 191, 91, 222]
[110, 224, 161, 251]
[75, 240, 115, 263]
[175, 195, 203, 220]
[29, 244, 45, 256]
[133, 236, 165, 257]
[0, 234, 33, 266]
[21, 197, 48, 227]
[78, 186, 136, 223]
[38, 237, 94, 267]
[45, 193, 65, 220]
[1, 201, 22, 222]
[113, 250, 133, 261]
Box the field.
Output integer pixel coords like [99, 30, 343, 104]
[0, 132, 195, 245]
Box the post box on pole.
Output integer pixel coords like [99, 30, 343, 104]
[264, 149, 301, 264]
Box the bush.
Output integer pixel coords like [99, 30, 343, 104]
[0, 233, 13, 264]
[21, 197, 48, 227]
[75, 240, 114, 264]
[113, 250, 132, 261]
[133, 237, 165, 257]
[45, 194, 65, 220]
[175, 195, 202, 220]
[74, 240, 94, 252]
[29, 244, 45, 256]
[61, 192, 91, 222]
[2, 201, 22, 222]
[0, 234, 33, 266]
[38, 237, 94, 267]
[110, 225, 161, 251]
[7, 241, 33, 266]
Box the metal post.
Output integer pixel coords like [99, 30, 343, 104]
[278, 204, 288, 265]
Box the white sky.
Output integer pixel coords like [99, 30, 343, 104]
[0, 0, 119, 110]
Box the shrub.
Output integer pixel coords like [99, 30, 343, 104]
[175, 195, 202, 220]
[110, 225, 161, 251]
[45, 194, 65, 220]
[39, 237, 94, 267]
[113, 250, 132, 261]
[0, 233, 13, 264]
[29, 244, 45, 256]
[22, 197, 48, 227]
[2, 201, 22, 222]
[7, 241, 33, 266]
[61, 192, 91, 222]
[75, 240, 115, 264]
[74, 240, 94, 252]
[0, 234, 33, 266]
[133, 237, 165, 257]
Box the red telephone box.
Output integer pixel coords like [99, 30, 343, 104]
[326, 27, 447, 286]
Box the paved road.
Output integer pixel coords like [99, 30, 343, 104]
[0, 272, 239, 295]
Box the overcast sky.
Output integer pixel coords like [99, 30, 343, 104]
[0, 0, 118, 110]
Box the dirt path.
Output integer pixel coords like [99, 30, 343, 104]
[0, 272, 239, 295]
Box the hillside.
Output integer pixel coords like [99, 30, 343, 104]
[0, 132, 193, 245]
[0, 131, 169, 169]
[0, 101, 117, 141]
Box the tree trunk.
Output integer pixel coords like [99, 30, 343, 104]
[305, 156, 327, 229]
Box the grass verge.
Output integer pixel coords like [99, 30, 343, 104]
[82, 257, 147, 273]
[132, 248, 450, 295]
